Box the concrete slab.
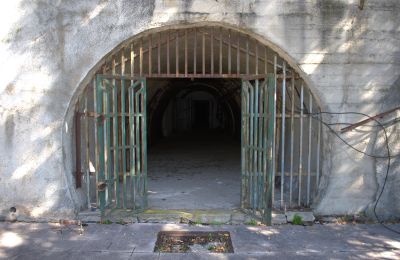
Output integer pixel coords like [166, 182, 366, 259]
[272, 213, 287, 225]
[2, 222, 399, 259]
[286, 211, 315, 224]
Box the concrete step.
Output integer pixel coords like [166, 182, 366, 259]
[76, 208, 301, 225]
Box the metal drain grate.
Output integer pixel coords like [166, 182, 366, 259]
[154, 231, 234, 253]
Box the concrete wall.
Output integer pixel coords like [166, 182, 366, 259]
[0, 0, 399, 220]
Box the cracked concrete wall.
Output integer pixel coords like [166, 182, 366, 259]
[0, 0, 399, 220]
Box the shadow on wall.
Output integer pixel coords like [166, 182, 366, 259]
[0, 0, 75, 220]
[0, 0, 156, 220]
[369, 76, 400, 220]
[277, 0, 400, 217]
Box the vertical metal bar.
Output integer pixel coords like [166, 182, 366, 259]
[316, 110, 321, 188]
[255, 42, 258, 75]
[135, 86, 141, 203]
[142, 80, 148, 207]
[253, 80, 259, 211]
[167, 31, 170, 75]
[280, 62, 286, 209]
[211, 28, 214, 74]
[148, 35, 152, 77]
[307, 93, 313, 206]
[262, 79, 268, 214]
[93, 78, 99, 206]
[264, 47, 268, 74]
[131, 43, 134, 76]
[158, 32, 161, 75]
[176, 30, 179, 77]
[298, 84, 304, 206]
[121, 48, 126, 76]
[271, 56, 277, 206]
[237, 32, 240, 76]
[249, 81, 254, 210]
[84, 93, 91, 209]
[228, 29, 231, 75]
[112, 60, 120, 208]
[139, 39, 143, 77]
[194, 28, 197, 75]
[121, 80, 127, 208]
[96, 76, 105, 218]
[240, 79, 249, 208]
[129, 44, 135, 209]
[265, 74, 275, 225]
[185, 29, 188, 77]
[219, 27, 222, 75]
[105, 80, 113, 206]
[74, 108, 82, 189]
[289, 70, 295, 207]
[246, 36, 249, 75]
[202, 31, 205, 75]
[130, 83, 136, 210]
[258, 81, 263, 210]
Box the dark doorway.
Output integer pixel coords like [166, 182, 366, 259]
[193, 100, 210, 129]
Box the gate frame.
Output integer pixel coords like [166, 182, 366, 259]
[95, 74, 148, 218]
[241, 74, 276, 225]
[71, 24, 323, 224]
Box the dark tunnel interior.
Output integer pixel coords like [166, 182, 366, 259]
[147, 78, 242, 209]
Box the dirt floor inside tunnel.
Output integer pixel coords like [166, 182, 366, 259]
[147, 130, 241, 210]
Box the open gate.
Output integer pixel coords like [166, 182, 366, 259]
[241, 75, 275, 224]
[95, 75, 147, 217]
[74, 26, 322, 224]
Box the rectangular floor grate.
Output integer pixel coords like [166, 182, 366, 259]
[154, 231, 234, 253]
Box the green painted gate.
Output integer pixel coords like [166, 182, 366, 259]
[241, 75, 275, 225]
[95, 75, 147, 217]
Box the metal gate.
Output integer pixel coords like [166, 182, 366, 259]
[241, 75, 275, 224]
[75, 25, 323, 222]
[95, 75, 147, 217]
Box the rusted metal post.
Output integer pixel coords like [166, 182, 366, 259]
[298, 84, 304, 206]
[280, 62, 286, 209]
[211, 28, 214, 74]
[289, 70, 295, 207]
[158, 32, 161, 75]
[139, 39, 143, 77]
[341, 106, 400, 133]
[228, 29, 231, 75]
[237, 32, 240, 76]
[75, 109, 82, 188]
[307, 92, 312, 206]
[185, 29, 188, 77]
[202, 31, 205, 75]
[149, 35, 152, 77]
[167, 31, 170, 75]
[219, 27, 222, 75]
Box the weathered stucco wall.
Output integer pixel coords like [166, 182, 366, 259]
[0, 0, 399, 220]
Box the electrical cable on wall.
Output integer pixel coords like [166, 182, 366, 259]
[307, 111, 400, 235]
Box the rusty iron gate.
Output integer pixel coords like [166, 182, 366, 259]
[241, 75, 275, 224]
[95, 75, 147, 217]
[74, 25, 322, 224]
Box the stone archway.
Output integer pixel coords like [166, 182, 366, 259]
[66, 23, 323, 222]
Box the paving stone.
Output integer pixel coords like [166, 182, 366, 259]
[286, 211, 315, 224]
[272, 213, 287, 225]
[319, 216, 338, 223]
[137, 214, 182, 223]
[194, 213, 231, 224]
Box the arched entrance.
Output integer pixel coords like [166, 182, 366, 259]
[73, 24, 322, 224]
